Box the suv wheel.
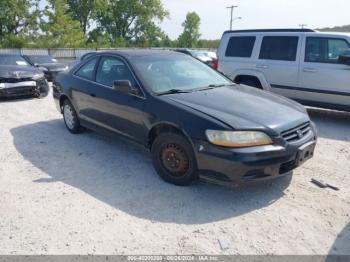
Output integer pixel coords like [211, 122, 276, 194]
[151, 132, 198, 186]
[63, 99, 81, 134]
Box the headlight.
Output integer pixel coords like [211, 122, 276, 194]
[32, 73, 45, 80]
[206, 130, 273, 148]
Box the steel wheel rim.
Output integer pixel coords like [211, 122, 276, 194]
[160, 143, 190, 177]
[64, 104, 75, 130]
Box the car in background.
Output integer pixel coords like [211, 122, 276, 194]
[53, 50, 316, 187]
[173, 48, 217, 68]
[67, 51, 97, 70]
[0, 54, 49, 98]
[217, 29, 350, 112]
[23, 55, 68, 81]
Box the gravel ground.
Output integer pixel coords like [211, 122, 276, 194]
[0, 92, 349, 255]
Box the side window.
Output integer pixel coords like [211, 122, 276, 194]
[225, 36, 256, 57]
[96, 57, 135, 87]
[75, 57, 98, 80]
[305, 37, 350, 63]
[259, 36, 299, 61]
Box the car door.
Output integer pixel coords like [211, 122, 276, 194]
[298, 36, 350, 109]
[257, 35, 301, 98]
[71, 56, 101, 121]
[89, 55, 148, 143]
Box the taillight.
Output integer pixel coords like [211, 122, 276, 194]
[212, 59, 218, 70]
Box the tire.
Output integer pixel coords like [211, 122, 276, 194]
[62, 99, 81, 134]
[239, 79, 261, 89]
[151, 132, 198, 186]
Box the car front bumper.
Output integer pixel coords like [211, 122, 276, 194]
[193, 123, 317, 186]
[0, 78, 49, 98]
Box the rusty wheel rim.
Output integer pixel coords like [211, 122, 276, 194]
[160, 143, 190, 177]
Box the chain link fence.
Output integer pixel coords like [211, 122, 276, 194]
[0, 48, 217, 64]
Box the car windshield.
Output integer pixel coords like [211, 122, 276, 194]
[131, 54, 231, 94]
[28, 55, 57, 64]
[0, 55, 30, 66]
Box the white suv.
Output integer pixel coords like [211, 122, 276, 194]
[217, 29, 350, 112]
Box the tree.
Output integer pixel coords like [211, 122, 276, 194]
[0, 0, 40, 47]
[39, 0, 85, 47]
[177, 12, 201, 48]
[67, 0, 96, 35]
[93, 0, 168, 44]
[318, 25, 350, 32]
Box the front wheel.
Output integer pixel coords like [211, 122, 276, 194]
[63, 99, 81, 134]
[151, 132, 198, 186]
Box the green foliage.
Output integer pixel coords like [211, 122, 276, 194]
[318, 25, 350, 32]
[93, 0, 169, 43]
[38, 0, 86, 48]
[0, 0, 220, 49]
[67, 0, 96, 34]
[177, 12, 201, 48]
[198, 39, 220, 49]
[0, 0, 40, 47]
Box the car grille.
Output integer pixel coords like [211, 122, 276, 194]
[281, 122, 311, 142]
[0, 77, 33, 83]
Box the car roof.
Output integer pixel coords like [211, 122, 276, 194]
[222, 29, 350, 37]
[91, 49, 183, 58]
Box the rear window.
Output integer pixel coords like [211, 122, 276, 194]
[225, 36, 256, 58]
[259, 36, 299, 61]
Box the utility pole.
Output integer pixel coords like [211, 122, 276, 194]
[299, 24, 307, 29]
[227, 5, 238, 30]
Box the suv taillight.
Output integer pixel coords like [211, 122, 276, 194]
[212, 59, 218, 70]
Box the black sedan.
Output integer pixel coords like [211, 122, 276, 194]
[53, 50, 317, 186]
[23, 55, 68, 81]
[0, 54, 49, 99]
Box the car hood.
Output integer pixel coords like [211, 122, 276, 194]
[0, 65, 41, 78]
[38, 63, 67, 71]
[165, 85, 309, 135]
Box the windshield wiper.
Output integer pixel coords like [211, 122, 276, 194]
[157, 89, 193, 95]
[195, 83, 235, 91]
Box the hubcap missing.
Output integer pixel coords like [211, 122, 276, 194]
[160, 143, 189, 177]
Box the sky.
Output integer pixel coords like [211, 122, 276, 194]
[160, 0, 350, 39]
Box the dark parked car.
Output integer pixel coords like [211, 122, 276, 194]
[23, 55, 68, 81]
[0, 54, 49, 98]
[53, 50, 317, 186]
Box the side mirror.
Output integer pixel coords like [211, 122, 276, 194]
[338, 55, 350, 66]
[112, 80, 139, 95]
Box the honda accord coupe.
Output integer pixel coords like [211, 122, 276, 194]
[53, 50, 317, 186]
[0, 54, 49, 98]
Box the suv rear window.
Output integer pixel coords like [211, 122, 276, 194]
[225, 36, 256, 57]
[259, 36, 299, 61]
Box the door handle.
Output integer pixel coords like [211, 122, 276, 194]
[303, 68, 318, 73]
[256, 64, 269, 69]
[89, 93, 96, 97]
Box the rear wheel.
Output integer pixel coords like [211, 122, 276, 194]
[151, 132, 198, 186]
[63, 99, 81, 134]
